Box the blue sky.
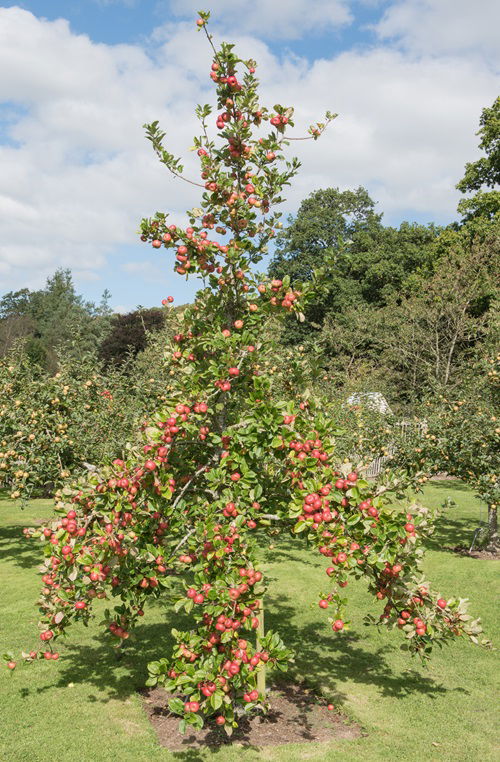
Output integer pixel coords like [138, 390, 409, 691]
[0, 0, 498, 311]
[13, 1, 382, 54]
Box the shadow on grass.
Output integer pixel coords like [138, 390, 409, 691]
[265, 596, 460, 703]
[427, 480, 470, 492]
[423, 516, 484, 553]
[0, 524, 45, 569]
[25, 588, 464, 715]
[29, 610, 189, 703]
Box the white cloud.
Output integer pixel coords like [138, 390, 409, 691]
[374, 0, 500, 61]
[166, 0, 353, 39]
[113, 304, 133, 314]
[0, 4, 498, 301]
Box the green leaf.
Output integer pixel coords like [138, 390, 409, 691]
[168, 697, 185, 715]
[293, 520, 308, 533]
[210, 691, 223, 710]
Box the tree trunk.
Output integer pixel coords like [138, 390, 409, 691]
[256, 599, 266, 697]
[487, 504, 498, 551]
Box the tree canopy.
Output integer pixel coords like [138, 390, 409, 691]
[457, 96, 500, 221]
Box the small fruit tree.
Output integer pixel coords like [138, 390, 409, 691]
[389, 354, 500, 549]
[0, 313, 179, 500]
[0, 348, 131, 500]
[18, 12, 487, 733]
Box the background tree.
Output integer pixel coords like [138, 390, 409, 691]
[269, 188, 440, 346]
[378, 221, 499, 403]
[0, 270, 112, 370]
[98, 307, 166, 368]
[268, 187, 382, 341]
[457, 95, 500, 221]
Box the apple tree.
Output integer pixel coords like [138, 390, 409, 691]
[388, 353, 499, 549]
[14, 12, 488, 733]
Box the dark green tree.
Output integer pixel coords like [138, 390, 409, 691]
[98, 307, 166, 368]
[457, 96, 500, 221]
[269, 187, 439, 344]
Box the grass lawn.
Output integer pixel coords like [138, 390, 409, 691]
[0, 481, 498, 762]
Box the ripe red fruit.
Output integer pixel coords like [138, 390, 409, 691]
[332, 620, 344, 631]
[230, 473, 241, 482]
[327, 703, 334, 711]
[319, 599, 329, 609]
[7, 661, 16, 670]
[228, 367, 240, 376]
[215, 715, 225, 725]
[404, 523, 415, 533]
[74, 601, 86, 610]
[437, 599, 447, 609]
[144, 460, 157, 471]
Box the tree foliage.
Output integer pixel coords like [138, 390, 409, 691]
[0, 270, 112, 371]
[457, 95, 500, 221]
[269, 188, 440, 346]
[99, 307, 167, 368]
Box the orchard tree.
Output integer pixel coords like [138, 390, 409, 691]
[388, 353, 499, 549]
[0, 321, 184, 500]
[0, 347, 134, 498]
[12, 12, 488, 734]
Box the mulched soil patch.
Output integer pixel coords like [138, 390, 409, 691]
[141, 683, 363, 751]
[450, 545, 500, 560]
